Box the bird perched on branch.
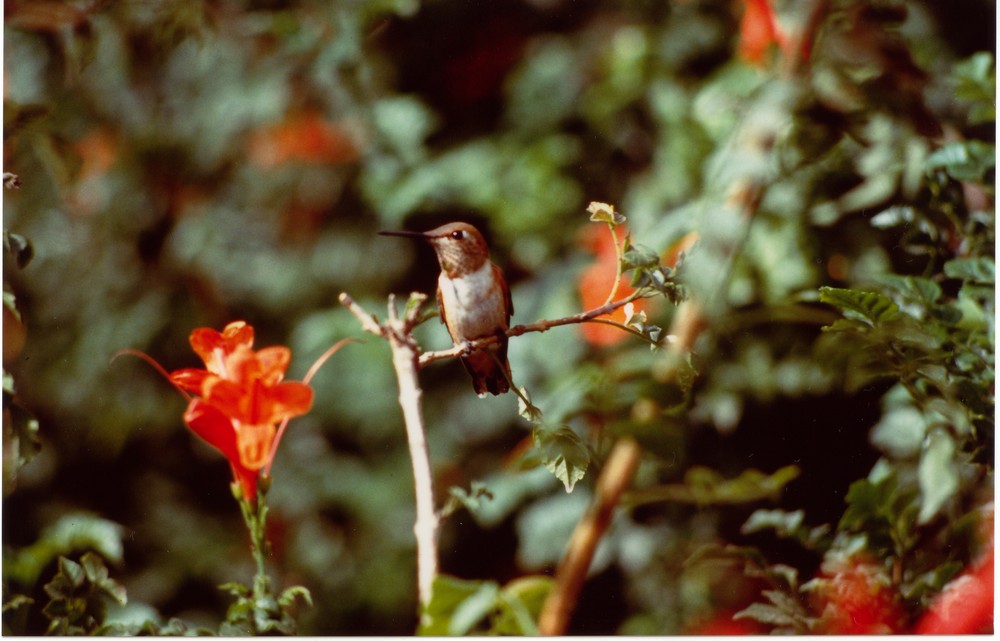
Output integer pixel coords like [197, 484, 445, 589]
[380, 222, 513, 396]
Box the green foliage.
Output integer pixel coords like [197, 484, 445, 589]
[951, 52, 996, 125]
[418, 575, 553, 636]
[219, 577, 311, 636]
[3, 229, 39, 495]
[623, 239, 686, 305]
[820, 287, 900, 326]
[689, 543, 814, 634]
[523, 426, 591, 494]
[2, 370, 40, 496]
[628, 465, 800, 507]
[441, 481, 494, 519]
[741, 509, 831, 551]
[41, 553, 127, 635]
[4, 513, 125, 589]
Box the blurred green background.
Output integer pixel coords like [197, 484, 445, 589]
[3, 0, 994, 635]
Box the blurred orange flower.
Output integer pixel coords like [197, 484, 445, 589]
[248, 111, 358, 167]
[577, 223, 644, 346]
[739, 0, 784, 65]
[169, 321, 314, 500]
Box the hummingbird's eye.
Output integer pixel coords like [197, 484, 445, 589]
[450, 230, 465, 240]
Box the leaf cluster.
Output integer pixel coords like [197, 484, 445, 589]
[40, 553, 127, 635]
[219, 578, 312, 636]
[418, 575, 553, 636]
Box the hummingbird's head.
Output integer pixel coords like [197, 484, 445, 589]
[380, 222, 489, 278]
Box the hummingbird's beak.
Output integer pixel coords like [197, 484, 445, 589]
[378, 229, 429, 240]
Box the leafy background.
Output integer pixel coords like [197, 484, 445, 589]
[3, 0, 994, 635]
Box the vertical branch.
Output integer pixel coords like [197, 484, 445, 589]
[538, 438, 642, 635]
[340, 293, 440, 609]
[386, 295, 440, 609]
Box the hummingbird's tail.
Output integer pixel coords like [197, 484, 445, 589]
[461, 335, 511, 397]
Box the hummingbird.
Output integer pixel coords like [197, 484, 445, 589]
[379, 222, 513, 396]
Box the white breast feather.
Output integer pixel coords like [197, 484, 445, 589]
[439, 261, 504, 338]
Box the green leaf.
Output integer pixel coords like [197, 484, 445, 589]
[3, 290, 19, 322]
[278, 585, 313, 609]
[219, 581, 252, 598]
[628, 465, 800, 506]
[441, 481, 494, 518]
[876, 274, 942, 307]
[418, 575, 498, 636]
[3, 230, 34, 269]
[917, 429, 959, 524]
[621, 242, 660, 271]
[79, 552, 126, 606]
[926, 140, 996, 182]
[733, 602, 797, 627]
[533, 426, 590, 493]
[952, 51, 995, 124]
[840, 461, 923, 558]
[869, 205, 917, 229]
[493, 576, 554, 635]
[741, 509, 831, 550]
[516, 386, 544, 423]
[742, 508, 804, 535]
[3, 383, 41, 495]
[819, 286, 900, 326]
[944, 256, 994, 284]
[903, 561, 964, 602]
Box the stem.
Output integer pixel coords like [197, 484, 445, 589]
[340, 293, 440, 609]
[538, 438, 642, 635]
[239, 493, 272, 600]
[584, 317, 663, 348]
[111, 348, 193, 402]
[602, 223, 624, 308]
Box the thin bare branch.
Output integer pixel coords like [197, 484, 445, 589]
[339, 291, 439, 610]
[339, 292, 384, 337]
[418, 291, 644, 366]
[538, 438, 643, 635]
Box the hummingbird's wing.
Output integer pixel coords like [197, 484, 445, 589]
[493, 263, 513, 322]
[436, 283, 448, 327]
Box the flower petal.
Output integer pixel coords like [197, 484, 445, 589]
[202, 378, 253, 424]
[183, 399, 260, 499]
[255, 346, 292, 384]
[169, 368, 211, 395]
[182, 398, 241, 465]
[189, 322, 254, 370]
[260, 381, 314, 425]
[235, 423, 276, 470]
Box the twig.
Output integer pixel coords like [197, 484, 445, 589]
[418, 291, 644, 366]
[538, 437, 643, 636]
[601, 223, 624, 308]
[338, 292, 439, 609]
[340, 292, 385, 337]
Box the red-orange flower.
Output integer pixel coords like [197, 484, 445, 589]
[737, 0, 810, 67]
[578, 223, 646, 346]
[247, 111, 358, 167]
[738, 0, 785, 65]
[914, 518, 994, 634]
[168, 321, 314, 501]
